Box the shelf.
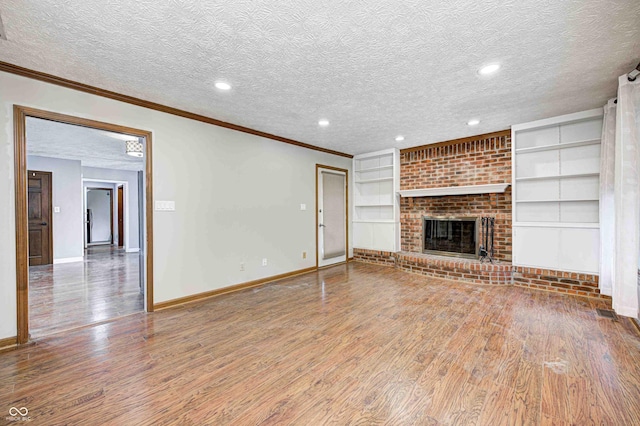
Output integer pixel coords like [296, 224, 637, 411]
[355, 177, 394, 183]
[514, 222, 600, 229]
[355, 165, 394, 173]
[353, 148, 399, 252]
[515, 138, 600, 154]
[353, 219, 396, 223]
[516, 198, 598, 203]
[515, 172, 599, 181]
[398, 183, 510, 198]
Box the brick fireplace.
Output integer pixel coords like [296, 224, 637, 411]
[400, 132, 512, 261]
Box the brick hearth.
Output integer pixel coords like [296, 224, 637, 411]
[352, 249, 608, 299]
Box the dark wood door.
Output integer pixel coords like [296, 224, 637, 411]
[117, 186, 124, 247]
[28, 170, 53, 266]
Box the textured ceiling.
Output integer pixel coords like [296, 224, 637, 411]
[26, 117, 144, 171]
[2, 1, 640, 155]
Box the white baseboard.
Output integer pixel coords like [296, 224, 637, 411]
[125, 248, 140, 253]
[53, 256, 84, 264]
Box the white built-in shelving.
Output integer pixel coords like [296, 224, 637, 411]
[353, 148, 400, 251]
[512, 108, 603, 274]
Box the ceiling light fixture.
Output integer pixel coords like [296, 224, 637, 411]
[125, 140, 144, 157]
[215, 81, 232, 90]
[395, 135, 405, 142]
[318, 119, 330, 127]
[478, 63, 500, 76]
[467, 119, 480, 126]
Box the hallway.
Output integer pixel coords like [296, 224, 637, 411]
[28, 245, 143, 337]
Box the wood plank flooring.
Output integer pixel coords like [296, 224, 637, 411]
[3, 262, 639, 425]
[28, 245, 143, 337]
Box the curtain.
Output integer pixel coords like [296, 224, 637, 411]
[599, 99, 616, 296]
[612, 75, 640, 318]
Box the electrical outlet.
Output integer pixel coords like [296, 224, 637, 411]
[240, 262, 245, 271]
[262, 258, 268, 266]
[302, 251, 307, 259]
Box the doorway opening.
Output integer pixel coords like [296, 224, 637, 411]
[86, 187, 114, 246]
[14, 105, 154, 344]
[316, 165, 349, 268]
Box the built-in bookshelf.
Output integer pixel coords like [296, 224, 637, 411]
[512, 108, 603, 273]
[353, 148, 400, 251]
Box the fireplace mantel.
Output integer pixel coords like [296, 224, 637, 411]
[398, 183, 510, 198]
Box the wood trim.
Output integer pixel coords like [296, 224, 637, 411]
[13, 105, 155, 343]
[47, 172, 53, 262]
[146, 132, 154, 312]
[0, 336, 18, 352]
[117, 185, 124, 247]
[0, 61, 352, 159]
[400, 129, 511, 154]
[315, 164, 350, 267]
[154, 266, 318, 310]
[14, 105, 29, 344]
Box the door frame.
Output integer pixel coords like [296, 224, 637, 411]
[83, 179, 131, 250]
[315, 164, 349, 268]
[85, 187, 114, 245]
[27, 170, 53, 266]
[14, 105, 155, 344]
[117, 185, 124, 247]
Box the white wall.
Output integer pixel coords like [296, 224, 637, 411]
[83, 167, 141, 250]
[0, 70, 352, 339]
[26, 155, 84, 261]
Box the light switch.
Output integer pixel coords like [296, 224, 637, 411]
[300, 203, 306, 211]
[54, 206, 61, 213]
[155, 200, 176, 211]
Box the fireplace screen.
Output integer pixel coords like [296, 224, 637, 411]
[423, 217, 478, 258]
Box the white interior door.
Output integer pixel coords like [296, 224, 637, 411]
[318, 168, 347, 267]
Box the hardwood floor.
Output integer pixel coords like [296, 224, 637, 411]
[3, 262, 639, 425]
[28, 245, 143, 337]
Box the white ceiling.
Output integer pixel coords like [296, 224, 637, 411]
[26, 117, 144, 171]
[2, 1, 640, 155]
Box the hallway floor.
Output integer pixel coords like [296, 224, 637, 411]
[28, 245, 143, 337]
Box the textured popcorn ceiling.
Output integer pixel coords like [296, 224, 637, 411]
[2, 1, 640, 155]
[27, 118, 144, 171]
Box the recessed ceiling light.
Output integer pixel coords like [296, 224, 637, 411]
[215, 81, 232, 90]
[318, 119, 330, 127]
[478, 63, 500, 75]
[395, 135, 405, 142]
[467, 119, 480, 126]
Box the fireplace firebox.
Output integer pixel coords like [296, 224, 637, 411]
[422, 216, 479, 258]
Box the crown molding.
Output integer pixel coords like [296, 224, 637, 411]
[0, 61, 352, 159]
